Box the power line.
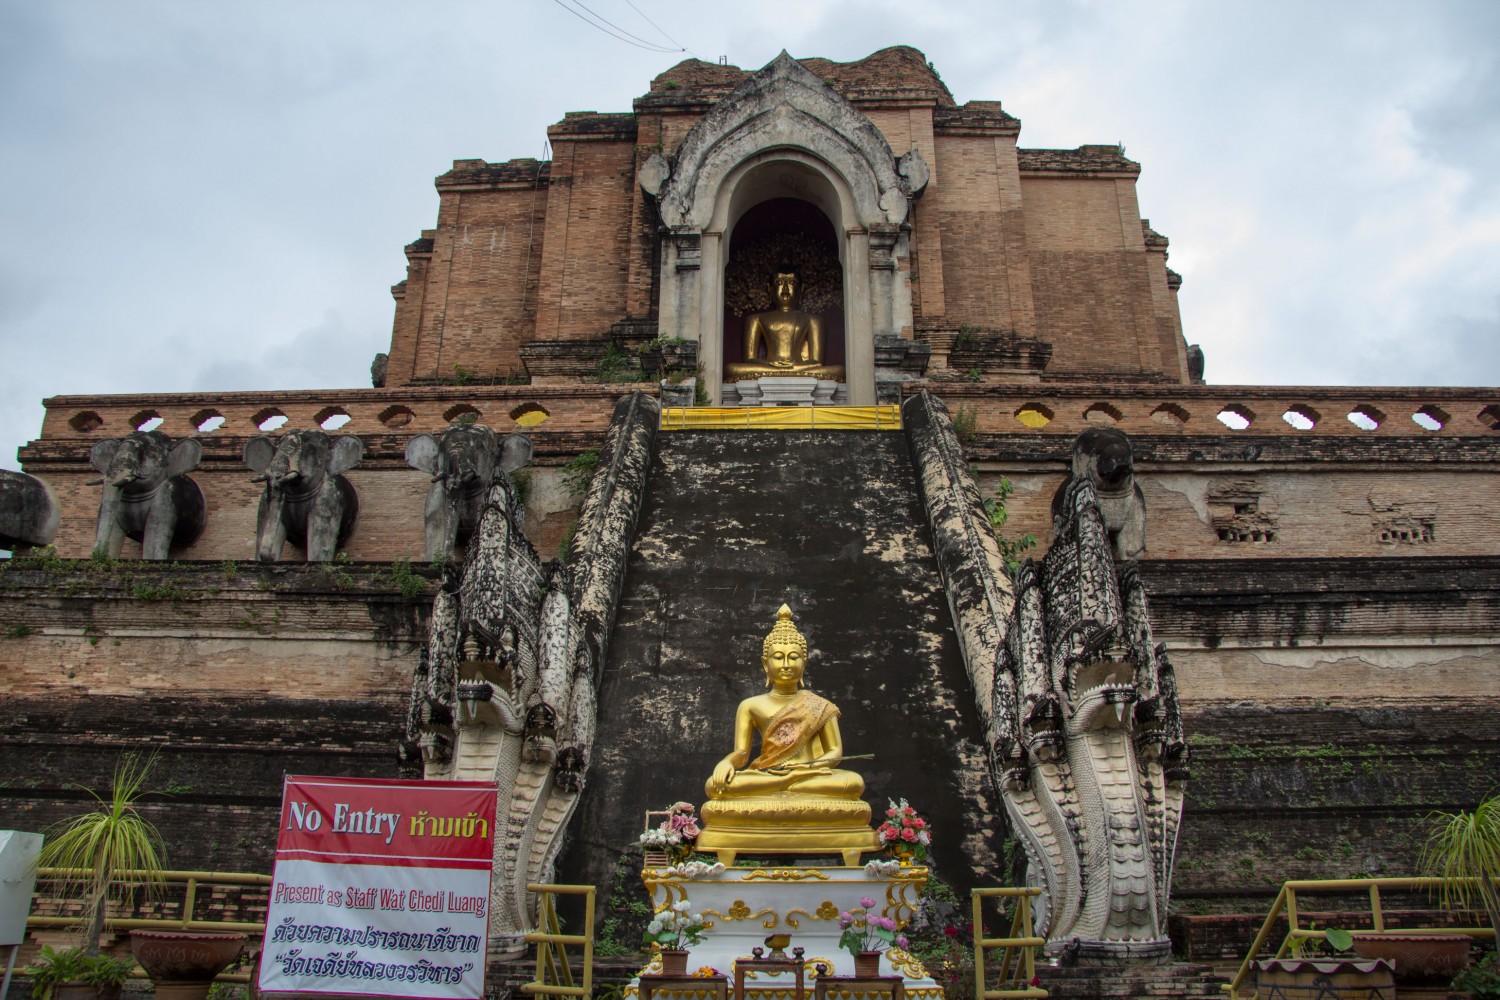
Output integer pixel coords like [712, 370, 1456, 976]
[620, 0, 702, 60]
[544, 0, 682, 53]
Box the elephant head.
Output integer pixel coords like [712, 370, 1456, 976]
[1052, 427, 1146, 561]
[244, 429, 363, 562]
[88, 431, 204, 559]
[405, 424, 533, 562]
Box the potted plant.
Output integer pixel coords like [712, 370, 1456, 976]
[643, 900, 708, 976]
[34, 753, 168, 953]
[34, 753, 245, 1000]
[26, 945, 91, 1000]
[1422, 794, 1500, 931]
[1254, 927, 1396, 1000]
[26, 946, 135, 1000]
[1451, 951, 1500, 1000]
[875, 799, 930, 866]
[1420, 794, 1500, 993]
[80, 954, 136, 1000]
[837, 896, 909, 978]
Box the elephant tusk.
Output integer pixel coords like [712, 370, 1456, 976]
[432, 473, 445, 483]
[250, 474, 269, 483]
[85, 478, 104, 486]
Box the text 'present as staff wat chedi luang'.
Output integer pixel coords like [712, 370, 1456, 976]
[2, 43, 1498, 998]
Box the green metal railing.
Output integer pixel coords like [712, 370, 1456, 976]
[971, 887, 1047, 1000]
[27, 868, 272, 983]
[1225, 876, 1499, 999]
[522, 882, 596, 999]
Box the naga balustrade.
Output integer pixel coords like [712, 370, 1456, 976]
[970, 887, 1047, 1000]
[522, 883, 596, 1000]
[1224, 876, 1500, 999]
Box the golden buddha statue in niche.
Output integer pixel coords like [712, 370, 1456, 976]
[723, 268, 845, 383]
[695, 604, 881, 866]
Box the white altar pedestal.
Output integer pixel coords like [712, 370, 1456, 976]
[631, 862, 941, 999]
[722, 377, 848, 407]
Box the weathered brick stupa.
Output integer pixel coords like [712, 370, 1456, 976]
[1, 45, 1496, 969]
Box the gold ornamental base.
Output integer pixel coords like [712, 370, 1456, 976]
[696, 797, 882, 866]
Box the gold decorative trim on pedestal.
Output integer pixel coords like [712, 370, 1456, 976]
[743, 868, 831, 881]
[885, 948, 929, 979]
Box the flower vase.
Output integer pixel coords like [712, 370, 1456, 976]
[854, 951, 883, 978]
[667, 843, 693, 865]
[888, 842, 916, 867]
[660, 948, 690, 977]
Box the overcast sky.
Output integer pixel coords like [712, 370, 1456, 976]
[2, 0, 1497, 470]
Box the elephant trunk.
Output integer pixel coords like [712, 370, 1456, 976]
[256, 486, 287, 562]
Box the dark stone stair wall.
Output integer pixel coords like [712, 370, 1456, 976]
[556, 430, 999, 915]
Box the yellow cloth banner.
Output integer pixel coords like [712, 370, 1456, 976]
[659, 405, 901, 431]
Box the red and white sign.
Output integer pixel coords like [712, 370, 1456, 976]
[259, 775, 497, 999]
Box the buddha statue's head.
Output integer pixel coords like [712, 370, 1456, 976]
[770, 266, 802, 311]
[762, 603, 808, 689]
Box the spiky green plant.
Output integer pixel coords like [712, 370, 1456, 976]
[1420, 793, 1500, 935]
[36, 753, 168, 953]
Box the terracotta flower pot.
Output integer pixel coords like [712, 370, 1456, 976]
[660, 948, 690, 977]
[1254, 957, 1394, 1000]
[1349, 932, 1473, 983]
[130, 930, 247, 1000]
[854, 951, 883, 978]
[54, 985, 97, 1000]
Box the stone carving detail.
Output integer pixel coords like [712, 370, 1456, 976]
[405, 423, 534, 563]
[401, 391, 658, 959]
[902, 391, 1186, 966]
[88, 432, 206, 559]
[1054, 428, 1146, 561]
[0, 469, 60, 550]
[649, 52, 918, 232]
[243, 430, 363, 562]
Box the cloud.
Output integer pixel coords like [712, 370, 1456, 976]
[2, 0, 1499, 476]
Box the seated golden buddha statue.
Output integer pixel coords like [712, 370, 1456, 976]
[723, 268, 845, 382]
[696, 604, 881, 866]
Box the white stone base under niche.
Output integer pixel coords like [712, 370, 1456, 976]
[723, 377, 849, 407]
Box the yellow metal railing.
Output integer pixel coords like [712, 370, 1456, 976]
[660, 406, 901, 431]
[27, 868, 272, 983]
[972, 887, 1047, 1000]
[1225, 876, 1499, 999]
[522, 882, 596, 999]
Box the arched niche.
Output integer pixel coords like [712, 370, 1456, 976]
[645, 52, 924, 406]
[723, 196, 845, 375]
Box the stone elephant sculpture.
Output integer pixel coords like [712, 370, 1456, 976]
[243, 430, 363, 562]
[1051, 427, 1146, 560]
[405, 423, 533, 563]
[87, 432, 205, 560]
[0, 469, 60, 550]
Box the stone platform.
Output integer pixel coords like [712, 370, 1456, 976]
[1028, 962, 1228, 1000]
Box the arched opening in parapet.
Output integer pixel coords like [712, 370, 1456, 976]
[721, 196, 846, 376]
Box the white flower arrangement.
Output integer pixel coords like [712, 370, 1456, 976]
[643, 900, 708, 949]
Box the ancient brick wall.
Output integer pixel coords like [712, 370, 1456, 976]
[393, 160, 551, 384]
[532, 120, 639, 346]
[1020, 170, 1168, 379]
[0, 564, 425, 875]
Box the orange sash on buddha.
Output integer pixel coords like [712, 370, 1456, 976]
[749, 690, 839, 770]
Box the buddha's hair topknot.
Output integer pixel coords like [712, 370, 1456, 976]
[762, 603, 808, 658]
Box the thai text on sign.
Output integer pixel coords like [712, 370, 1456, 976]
[259, 775, 497, 999]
